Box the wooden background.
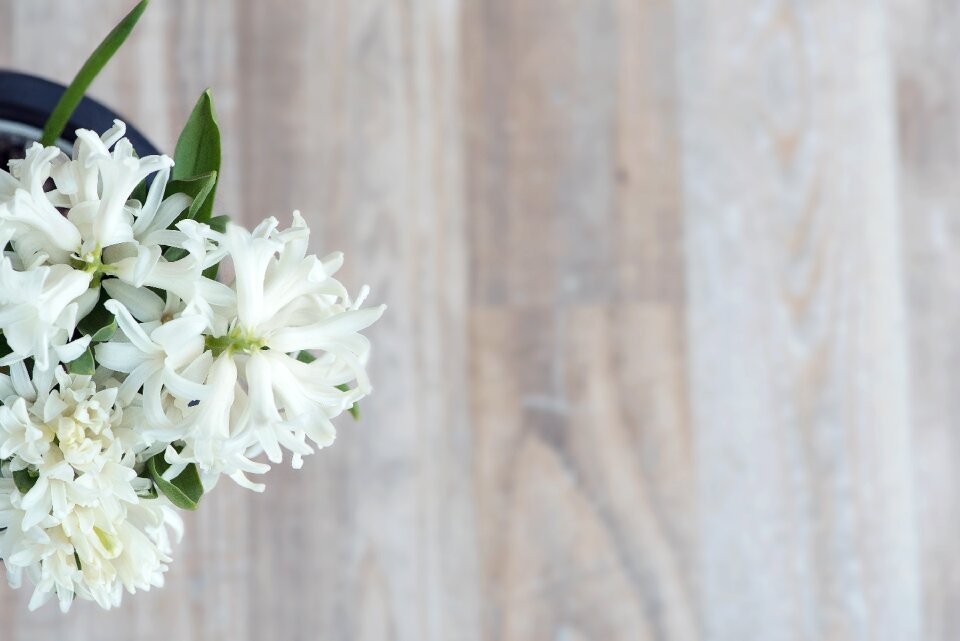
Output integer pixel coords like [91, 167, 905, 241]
[0, 0, 955, 639]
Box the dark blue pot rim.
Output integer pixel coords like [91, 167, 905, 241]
[0, 70, 159, 155]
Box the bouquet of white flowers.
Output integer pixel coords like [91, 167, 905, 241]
[0, 1, 383, 611]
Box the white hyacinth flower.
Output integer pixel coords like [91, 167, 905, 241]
[0, 259, 91, 372]
[0, 120, 224, 312]
[0, 117, 385, 612]
[94, 296, 210, 429]
[162, 213, 384, 483]
[0, 145, 82, 265]
[0, 122, 171, 265]
[0, 367, 181, 612]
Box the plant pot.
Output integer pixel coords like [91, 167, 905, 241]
[0, 71, 158, 167]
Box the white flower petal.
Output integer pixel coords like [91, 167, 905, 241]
[102, 279, 165, 322]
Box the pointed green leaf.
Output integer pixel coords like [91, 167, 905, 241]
[41, 0, 150, 146]
[89, 318, 117, 343]
[147, 453, 203, 511]
[173, 90, 221, 223]
[207, 214, 229, 233]
[164, 171, 218, 220]
[68, 348, 96, 375]
[78, 295, 118, 342]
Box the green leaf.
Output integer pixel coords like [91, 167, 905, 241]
[295, 350, 316, 364]
[12, 468, 37, 495]
[78, 296, 118, 342]
[163, 171, 218, 261]
[40, 0, 150, 146]
[88, 318, 117, 343]
[173, 90, 221, 223]
[207, 215, 229, 233]
[147, 453, 203, 511]
[68, 348, 96, 375]
[164, 171, 218, 221]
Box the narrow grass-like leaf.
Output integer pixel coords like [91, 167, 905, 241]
[40, 0, 150, 146]
[147, 453, 203, 510]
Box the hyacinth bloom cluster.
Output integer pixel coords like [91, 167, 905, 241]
[0, 122, 384, 611]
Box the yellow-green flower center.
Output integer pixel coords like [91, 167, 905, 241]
[204, 326, 266, 356]
[70, 246, 115, 287]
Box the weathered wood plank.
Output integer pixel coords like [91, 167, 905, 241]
[675, 1, 921, 639]
[464, 1, 696, 639]
[888, 2, 960, 639]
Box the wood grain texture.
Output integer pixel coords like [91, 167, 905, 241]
[0, 0, 958, 639]
[676, 1, 923, 640]
[889, 2, 960, 639]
